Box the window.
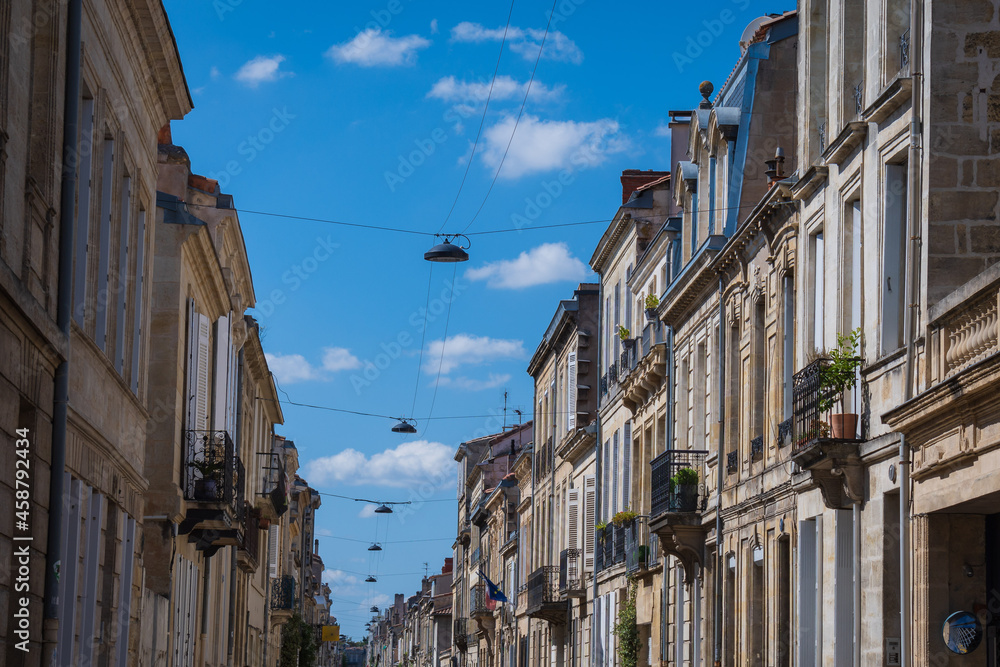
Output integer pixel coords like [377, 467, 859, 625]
[752, 300, 766, 438]
[611, 430, 620, 516]
[73, 96, 95, 325]
[808, 0, 829, 159]
[843, 0, 865, 120]
[694, 342, 707, 449]
[834, 509, 856, 665]
[777, 537, 791, 666]
[883, 163, 907, 354]
[749, 545, 765, 662]
[782, 274, 795, 419]
[95, 137, 115, 350]
[622, 422, 632, 510]
[798, 517, 823, 665]
[724, 554, 736, 663]
[114, 174, 131, 373]
[129, 209, 146, 393]
[810, 231, 825, 352]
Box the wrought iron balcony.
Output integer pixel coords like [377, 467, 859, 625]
[649, 449, 710, 586]
[853, 79, 864, 116]
[625, 516, 653, 575]
[899, 29, 910, 71]
[453, 619, 469, 652]
[791, 359, 865, 508]
[726, 451, 738, 475]
[750, 435, 764, 461]
[237, 503, 260, 573]
[470, 583, 496, 618]
[525, 566, 564, 624]
[470, 547, 481, 568]
[650, 449, 708, 517]
[180, 430, 245, 552]
[777, 418, 792, 447]
[270, 575, 295, 612]
[559, 548, 585, 597]
[257, 452, 288, 519]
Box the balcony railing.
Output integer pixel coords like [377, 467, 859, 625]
[726, 451, 738, 475]
[470, 583, 496, 617]
[453, 619, 468, 652]
[625, 516, 653, 574]
[595, 523, 627, 572]
[899, 29, 910, 72]
[270, 575, 295, 611]
[258, 452, 288, 518]
[238, 503, 260, 572]
[525, 566, 560, 611]
[777, 417, 792, 447]
[184, 430, 244, 518]
[620, 322, 666, 383]
[792, 359, 834, 450]
[470, 547, 481, 568]
[853, 79, 864, 116]
[650, 449, 708, 517]
[750, 435, 764, 461]
[559, 548, 584, 595]
[929, 275, 999, 384]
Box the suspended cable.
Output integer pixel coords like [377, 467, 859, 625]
[437, 0, 517, 233]
[409, 265, 435, 418]
[420, 263, 458, 438]
[322, 535, 455, 544]
[461, 0, 560, 234]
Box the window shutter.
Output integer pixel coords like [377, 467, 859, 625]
[623, 422, 632, 510]
[212, 315, 231, 432]
[95, 139, 115, 351]
[612, 431, 620, 516]
[584, 475, 596, 571]
[73, 99, 95, 326]
[196, 314, 211, 431]
[567, 487, 580, 553]
[185, 299, 197, 431]
[115, 176, 131, 373]
[567, 352, 577, 431]
[115, 516, 136, 667]
[602, 442, 610, 521]
[130, 211, 145, 394]
[268, 525, 280, 577]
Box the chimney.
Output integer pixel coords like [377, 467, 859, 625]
[442, 557, 453, 574]
[764, 146, 786, 185]
[157, 123, 172, 145]
[620, 169, 671, 205]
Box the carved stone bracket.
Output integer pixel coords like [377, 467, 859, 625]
[650, 514, 706, 585]
[791, 440, 865, 508]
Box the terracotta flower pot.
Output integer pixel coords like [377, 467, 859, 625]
[830, 413, 858, 439]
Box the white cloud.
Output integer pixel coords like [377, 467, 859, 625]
[323, 569, 359, 586]
[435, 373, 512, 391]
[303, 440, 455, 488]
[326, 29, 430, 67]
[234, 55, 292, 87]
[322, 347, 361, 371]
[209, 66, 221, 80]
[427, 75, 564, 104]
[266, 347, 361, 384]
[358, 503, 378, 518]
[450, 22, 583, 64]
[265, 352, 318, 384]
[423, 335, 524, 374]
[465, 242, 590, 289]
[430, 19, 439, 34]
[479, 114, 628, 178]
[653, 123, 671, 137]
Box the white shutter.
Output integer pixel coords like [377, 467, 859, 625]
[195, 314, 211, 431]
[623, 422, 632, 510]
[212, 315, 230, 432]
[567, 352, 577, 431]
[268, 525, 280, 577]
[583, 475, 596, 571]
[567, 488, 580, 553]
[612, 431, 620, 516]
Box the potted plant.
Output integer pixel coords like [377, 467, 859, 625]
[644, 294, 659, 320]
[671, 467, 699, 512]
[611, 509, 638, 527]
[188, 458, 224, 500]
[818, 328, 863, 439]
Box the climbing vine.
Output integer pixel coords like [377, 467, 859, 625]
[614, 577, 639, 667]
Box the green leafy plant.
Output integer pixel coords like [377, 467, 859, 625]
[595, 520, 608, 531]
[280, 613, 318, 667]
[617, 325, 631, 340]
[818, 327, 862, 413]
[672, 467, 699, 486]
[188, 458, 224, 478]
[613, 578, 640, 667]
[611, 509, 638, 527]
[645, 294, 659, 309]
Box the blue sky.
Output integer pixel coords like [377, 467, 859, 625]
[163, 0, 793, 638]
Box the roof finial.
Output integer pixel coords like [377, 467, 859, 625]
[699, 81, 714, 108]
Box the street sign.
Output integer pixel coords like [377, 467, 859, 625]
[322, 625, 340, 642]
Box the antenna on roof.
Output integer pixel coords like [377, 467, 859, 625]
[502, 391, 508, 430]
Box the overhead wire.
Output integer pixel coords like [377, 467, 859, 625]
[419, 263, 458, 438]
[461, 0, 560, 234]
[437, 0, 517, 234]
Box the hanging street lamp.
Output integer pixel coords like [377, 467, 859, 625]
[424, 234, 470, 263]
[392, 418, 417, 434]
